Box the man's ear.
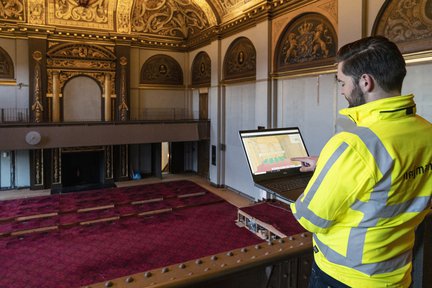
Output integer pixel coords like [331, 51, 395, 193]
[359, 74, 374, 92]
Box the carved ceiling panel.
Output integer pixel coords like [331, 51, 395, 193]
[131, 0, 212, 39]
[373, 0, 432, 53]
[47, 0, 115, 31]
[1, 1, 326, 49]
[0, 0, 25, 22]
[218, 0, 262, 21]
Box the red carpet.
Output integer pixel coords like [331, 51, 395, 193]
[0, 180, 304, 288]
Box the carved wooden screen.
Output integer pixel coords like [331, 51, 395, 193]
[372, 0, 432, 53]
[274, 12, 337, 75]
[223, 37, 256, 82]
[140, 55, 184, 86]
[191, 51, 211, 87]
[0, 46, 14, 79]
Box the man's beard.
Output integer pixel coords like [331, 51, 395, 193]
[348, 83, 366, 108]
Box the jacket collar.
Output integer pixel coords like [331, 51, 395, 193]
[339, 94, 416, 125]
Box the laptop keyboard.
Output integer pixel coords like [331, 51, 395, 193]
[265, 176, 311, 192]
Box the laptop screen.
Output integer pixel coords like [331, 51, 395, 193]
[239, 127, 309, 176]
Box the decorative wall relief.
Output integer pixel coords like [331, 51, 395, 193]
[0, 46, 14, 79]
[31, 51, 44, 123]
[105, 145, 113, 179]
[48, 0, 114, 31]
[131, 0, 210, 39]
[118, 56, 129, 121]
[0, 0, 25, 21]
[274, 12, 337, 75]
[373, 0, 432, 53]
[33, 149, 44, 186]
[140, 54, 184, 86]
[119, 144, 128, 178]
[52, 148, 61, 184]
[47, 43, 116, 61]
[191, 51, 211, 87]
[223, 36, 256, 82]
[46, 43, 116, 95]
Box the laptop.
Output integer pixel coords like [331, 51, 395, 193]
[239, 127, 313, 203]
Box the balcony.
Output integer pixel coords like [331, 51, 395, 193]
[0, 108, 210, 151]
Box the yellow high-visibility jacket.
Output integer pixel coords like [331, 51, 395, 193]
[291, 94, 432, 288]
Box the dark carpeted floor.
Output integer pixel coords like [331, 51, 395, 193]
[0, 180, 304, 288]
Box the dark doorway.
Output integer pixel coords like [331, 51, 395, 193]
[169, 142, 184, 174]
[198, 140, 209, 178]
[62, 151, 103, 187]
[199, 92, 208, 120]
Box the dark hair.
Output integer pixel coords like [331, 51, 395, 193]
[336, 36, 406, 93]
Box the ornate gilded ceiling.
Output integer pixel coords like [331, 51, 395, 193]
[0, 0, 317, 49]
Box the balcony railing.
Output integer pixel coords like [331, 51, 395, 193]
[0, 108, 202, 123]
[129, 108, 200, 121]
[0, 108, 29, 123]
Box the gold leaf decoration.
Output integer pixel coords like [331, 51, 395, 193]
[0, 0, 25, 21]
[131, 0, 210, 39]
[48, 0, 114, 30]
[28, 0, 45, 25]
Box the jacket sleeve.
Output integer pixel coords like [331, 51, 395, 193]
[290, 134, 376, 234]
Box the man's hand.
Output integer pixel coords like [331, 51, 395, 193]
[291, 156, 318, 172]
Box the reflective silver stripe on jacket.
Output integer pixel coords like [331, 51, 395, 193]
[293, 143, 348, 229]
[296, 127, 431, 275]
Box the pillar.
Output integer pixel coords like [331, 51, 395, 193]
[104, 73, 112, 121]
[52, 71, 60, 122]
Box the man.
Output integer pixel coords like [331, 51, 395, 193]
[291, 36, 432, 287]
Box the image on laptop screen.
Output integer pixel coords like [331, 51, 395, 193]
[240, 128, 309, 176]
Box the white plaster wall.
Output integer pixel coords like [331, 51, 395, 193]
[219, 22, 272, 197]
[224, 82, 258, 198]
[404, 62, 432, 122]
[278, 73, 337, 156]
[0, 153, 11, 188]
[129, 48, 189, 119]
[0, 38, 30, 188]
[338, 0, 364, 46]
[366, 0, 386, 35]
[63, 76, 102, 121]
[15, 150, 30, 187]
[0, 38, 29, 110]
